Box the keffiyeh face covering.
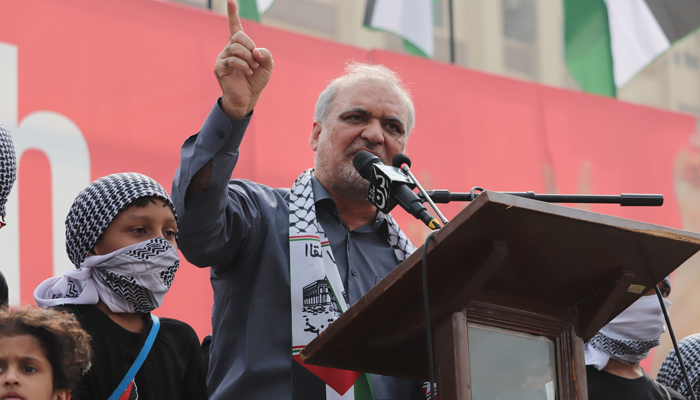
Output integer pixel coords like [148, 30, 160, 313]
[584, 295, 670, 370]
[35, 237, 179, 313]
[0, 124, 17, 226]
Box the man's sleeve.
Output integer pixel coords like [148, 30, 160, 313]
[171, 99, 252, 268]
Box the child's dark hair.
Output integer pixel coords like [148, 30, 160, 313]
[125, 196, 178, 240]
[0, 307, 92, 391]
[126, 195, 174, 210]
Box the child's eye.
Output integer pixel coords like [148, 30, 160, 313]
[164, 230, 177, 238]
[131, 227, 147, 234]
[22, 365, 38, 373]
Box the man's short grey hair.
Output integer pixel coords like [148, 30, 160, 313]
[314, 63, 415, 135]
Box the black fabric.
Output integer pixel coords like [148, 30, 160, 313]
[644, 0, 700, 43]
[586, 365, 684, 400]
[0, 270, 8, 307]
[57, 304, 207, 400]
[201, 334, 212, 379]
[292, 359, 327, 399]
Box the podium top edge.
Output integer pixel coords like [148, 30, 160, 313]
[478, 191, 700, 244]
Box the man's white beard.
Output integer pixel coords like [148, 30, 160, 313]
[315, 152, 369, 201]
[334, 160, 370, 201]
[315, 137, 378, 202]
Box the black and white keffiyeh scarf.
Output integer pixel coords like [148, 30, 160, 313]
[585, 295, 670, 370]
[0, 124, 17, 222]
[289, 169, 415, 399]
[65, 172, 176, 267]
[658, 333, 700, 398]
[34, 237, 179, 313]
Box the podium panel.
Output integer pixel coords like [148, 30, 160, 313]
[469, 323, 555, 400]
[301, 192, 700, 400]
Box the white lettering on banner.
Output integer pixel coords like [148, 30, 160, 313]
[0, 42, 91, 305]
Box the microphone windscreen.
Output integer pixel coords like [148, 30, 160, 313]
[392, 153, 411, 169]
[352, 150, 381, 180]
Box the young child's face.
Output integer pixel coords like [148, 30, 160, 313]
[0, 334, 69, 400]
[92, 198, 178, 255]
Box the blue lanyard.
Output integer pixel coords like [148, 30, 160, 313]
[108, 314, 161, 400]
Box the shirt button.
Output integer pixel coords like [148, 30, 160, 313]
[351, 270, 358, 276]
[217, 132, 224, 139]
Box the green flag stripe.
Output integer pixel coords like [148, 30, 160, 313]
[238, 0, 260, 22]
[563, 0, 616, 97]
[403, 39, 429, 58]
[354, 373, 375, 400]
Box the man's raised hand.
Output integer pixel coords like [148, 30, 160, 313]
[215, 0, 273, 119]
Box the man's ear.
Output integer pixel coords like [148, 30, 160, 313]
[53, 388, 71, 400]
[310, 121, 322, 152]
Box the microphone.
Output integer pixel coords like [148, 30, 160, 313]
[353, 151, 441, 230]
[392, 153, 412, 170]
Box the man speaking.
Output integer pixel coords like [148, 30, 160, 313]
[172, 1, 423, 398]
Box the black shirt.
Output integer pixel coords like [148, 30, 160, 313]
[587, 365, 685, 400]
[58, 305, 207, 400]
[0, 271, 7, 307]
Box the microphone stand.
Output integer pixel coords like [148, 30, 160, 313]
[420, 189, 663, 207]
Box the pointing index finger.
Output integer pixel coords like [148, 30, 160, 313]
[227, 0, 244, 35]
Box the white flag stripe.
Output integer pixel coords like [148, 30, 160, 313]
[369, 0, 434, 57]
[326, 384, 355, 400]
[603, 0, 670, 87]
[257, 0, 274, 14]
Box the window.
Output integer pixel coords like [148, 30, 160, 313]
[685, 53, 699, 71]
[502, 0, 537, 44]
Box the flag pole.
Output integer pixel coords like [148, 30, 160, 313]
[448, 0, 455, 64]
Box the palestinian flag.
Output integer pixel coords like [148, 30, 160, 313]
[363, 0, 434, 58]
[292, 349, 374, 399]
[564, 0, 700, 97]
[238, 0, 275, 22]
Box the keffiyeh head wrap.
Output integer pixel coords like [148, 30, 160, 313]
[65, 172, 175, 267]
[0, 124, 17, 219]
[658, 333, 700, 398]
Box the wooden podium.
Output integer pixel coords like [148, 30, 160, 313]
[300, 191, 700, 400]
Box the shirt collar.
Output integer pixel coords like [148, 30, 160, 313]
[310, 175, 388, 232]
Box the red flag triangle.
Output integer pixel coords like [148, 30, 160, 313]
[118, 380, 135, 400]
[293, 354, 362, 395]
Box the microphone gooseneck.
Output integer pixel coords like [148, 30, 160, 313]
[392, 154, 449, 226]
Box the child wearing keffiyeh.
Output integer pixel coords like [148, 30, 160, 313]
[658, 333, 700, 399]
[584, 279, 684, 400]
[34, 173, 207, 400]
